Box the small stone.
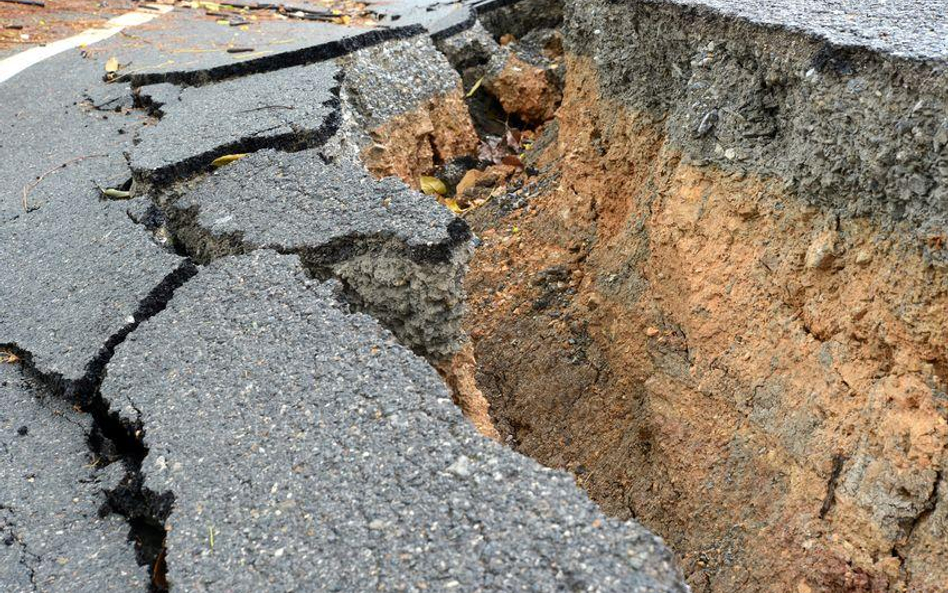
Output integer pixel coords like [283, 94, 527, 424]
[805, 230, 839, 270]
[854, 249, 873, 265]
[447, 455, 473, 478]
[368, 519, 387, 530]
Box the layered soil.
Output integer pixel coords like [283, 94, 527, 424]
[464, 54, 947, 593]
[354, 5, 948, 591]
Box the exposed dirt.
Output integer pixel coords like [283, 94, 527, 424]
[360, 87, 479, 191]
[463, 54, 948, 593]
[351, 13, 947, 591]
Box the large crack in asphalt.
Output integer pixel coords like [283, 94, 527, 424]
[126, 25, 426, 88]
[2, 2, 687, 591]
[2, 261, 197, 591]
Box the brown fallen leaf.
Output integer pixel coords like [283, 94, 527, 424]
[501, 154, 523, 168]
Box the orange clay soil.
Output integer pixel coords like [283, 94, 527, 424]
[360, 86, 479, 191]
[463, 55, 948, 593]
[359, 87, 500, 442]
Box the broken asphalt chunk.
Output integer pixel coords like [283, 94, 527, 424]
[163, 148, 470, 360]
[130, 61, 341, 185]
[100, 251, 686, 592]
[0, 364, 148, 593]
[0, 196, 192, 398]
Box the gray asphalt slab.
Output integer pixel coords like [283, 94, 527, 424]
[100, 251, 686, 593]
[340, 34, 463, 128]
[0, 50, 144, 225]
[371, 0, 474, 37]
[130, 60, 340, 183]
[166, 147, 470, 359]
[639, 0, 948, 61]
[95, 11, 421, 86]
[0, 364, 148, 592]
[171, 148, 458, 255]
[0, 193, 189, 393]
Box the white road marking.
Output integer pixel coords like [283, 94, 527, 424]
[0, 4, 173, 84]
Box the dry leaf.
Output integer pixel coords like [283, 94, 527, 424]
[466, 76, 483, 98]
[102, 188, 131, 199]
[443, 198, 464, 214]
[105, 56, 119, 73]
[505, 128, 522, 151]
[211, 153, 247, 167]
[419, 176, 447, 196]
[477, 137, 507, 164]
[501, 155, 524, 168]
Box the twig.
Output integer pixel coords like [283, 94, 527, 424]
[21, 154, 107, 212]
[238, 104, 294, 113]
[0, 0, 45, 7]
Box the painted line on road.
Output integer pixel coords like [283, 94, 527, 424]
[0, 4, 173, 84]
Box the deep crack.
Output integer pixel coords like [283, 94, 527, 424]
[1, 261, 198, 592]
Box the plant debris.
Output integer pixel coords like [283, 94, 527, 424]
[419, 175, 447, 196]
[210, 153, 248, 167]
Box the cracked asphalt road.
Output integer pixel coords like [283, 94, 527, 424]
[5, 0, 943, 590]
[0, 1, 688, 591]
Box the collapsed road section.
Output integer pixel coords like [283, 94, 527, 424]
[445, 1, 948, 592]
[4, 0, 945, 591]
[1, 0, 687, 591]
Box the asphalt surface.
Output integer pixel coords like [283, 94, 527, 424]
[341, 35, 463, 129]
[0, 0, 693, 591]
[648, 0, 948, 60]
[0, 193, 189, 393]
[131, 61, 340, 183]
[0, 364, 148, 592]
[171, 148, 459, 256]
[100, 252, 685, 592]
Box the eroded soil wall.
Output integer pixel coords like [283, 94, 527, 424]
[463, 4, 948, 591]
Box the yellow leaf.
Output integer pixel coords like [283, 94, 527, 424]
[211, 153, 247, 167]
[466, 76, 483, 98]
[105, 56, 119, 73]
[419, 176, 447, 196]
[216, 19, 230, 25]
[443, 198, 464, 214]
[102, 188, 132, 199]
